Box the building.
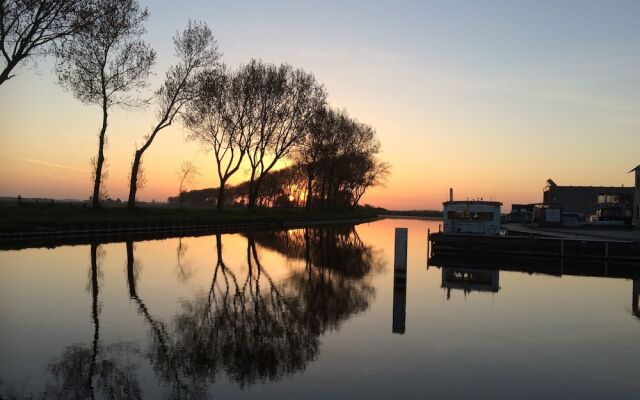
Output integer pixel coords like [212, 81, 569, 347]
[508, 204, 534, 223]
[543, 179, 634, 221]
[630, 165, 640, 229]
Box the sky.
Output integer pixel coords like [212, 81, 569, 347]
[1, 0, 639, 210]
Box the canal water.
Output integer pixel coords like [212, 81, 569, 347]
[1, 219, 638, 399]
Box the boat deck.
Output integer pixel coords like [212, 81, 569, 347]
[506, 223, 640, 241]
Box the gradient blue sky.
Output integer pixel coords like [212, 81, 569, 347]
[1, 0, 639, 209]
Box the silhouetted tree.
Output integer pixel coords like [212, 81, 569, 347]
[0, 0, 99, 86]
[127, 20, 219, 207]
[243, 60, 326, 210]
[296, 108, 388, 211]
[295, 106, 335, 210]
[349, 155, 390, 208]
[54, 0, 155, 208]
[184, 64, 254, 211]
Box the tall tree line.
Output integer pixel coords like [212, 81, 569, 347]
[2, 0, 389, 210]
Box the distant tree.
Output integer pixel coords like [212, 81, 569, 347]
[184, 65, 255, 211]
[0, 0, 100, 86]
[176, 161, 200, 209]
[54, 0, 155, 208]
[127, 20, 219, 208]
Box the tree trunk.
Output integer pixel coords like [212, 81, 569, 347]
[92, 106, 108, 208]
[305, 169, 314, 212]
[126, 241, 136, 297]
[247, 168, 258, 210]
[88, 243, 100, 397]
[216, 178, 227, 212]
[251, 176, 264, 210]
[319, 176, 326, 212]
[127, 150, 143, 208]
[0, 58, 20, 86]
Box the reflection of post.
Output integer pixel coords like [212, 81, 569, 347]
[393, 228, 408, 334]
[633, 280, 639, 318]
[88, 243, 100, 398]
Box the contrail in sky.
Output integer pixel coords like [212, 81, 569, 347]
[17, 157, 87, 173]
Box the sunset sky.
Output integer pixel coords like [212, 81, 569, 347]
[1, 0, 639, 210]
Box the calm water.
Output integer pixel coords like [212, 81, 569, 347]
[1, 219, 639, 399]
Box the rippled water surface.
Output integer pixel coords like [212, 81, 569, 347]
[1, 219, 639, 399]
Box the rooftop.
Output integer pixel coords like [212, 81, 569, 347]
[443, 200, 502, 206]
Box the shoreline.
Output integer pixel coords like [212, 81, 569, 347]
[0, 209, 378, 250]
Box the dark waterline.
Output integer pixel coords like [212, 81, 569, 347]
[1, 219, 638, 399]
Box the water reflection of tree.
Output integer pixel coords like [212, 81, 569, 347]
[151, 226, 382, 392]
[125, 240, 200, 399]
[167, 233, 319, 389]
[43, 243, 142, 400]
[249, 227, 384, 333]
[175, 238, 194, 283]
[38, 226, 381, 398]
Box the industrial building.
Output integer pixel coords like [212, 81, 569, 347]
[543, 179, 634, 222]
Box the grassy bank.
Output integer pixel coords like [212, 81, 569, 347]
[0, 204, 379, 234]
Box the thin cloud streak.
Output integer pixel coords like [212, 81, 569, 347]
[17, 157, 88, 173]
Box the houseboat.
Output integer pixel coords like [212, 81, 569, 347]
[442, 191, 502, 236]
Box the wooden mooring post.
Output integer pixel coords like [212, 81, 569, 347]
[426, 228, 431, 266]
[393, 227, 408, 334]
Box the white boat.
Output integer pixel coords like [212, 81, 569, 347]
[442, 189, 502, 235]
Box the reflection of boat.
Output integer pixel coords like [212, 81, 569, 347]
[429, 252, 640, 320]
[429, 252, 640, 280]
[441, 268, 499, 299]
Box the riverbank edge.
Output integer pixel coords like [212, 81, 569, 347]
[0, 212, 379, 250]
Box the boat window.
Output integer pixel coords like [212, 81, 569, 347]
[476, 212, 494, 221]
[447, 211, 494, 221]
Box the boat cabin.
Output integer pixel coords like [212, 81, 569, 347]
[443, 200, 502, 235]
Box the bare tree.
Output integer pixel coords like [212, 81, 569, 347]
[350, 157, 390, 208]
[0, 0, 100, 86]
[176, 161, 200, 209]
[295, 106, 338, 211]
[54, 0, 155, 208]
[184, 65, 254, 211]
[127, 20, 219, 207]
[295, 107, 388, 211]
[244, 60, 326, 210]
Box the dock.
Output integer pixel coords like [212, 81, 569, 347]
[428, 231, 640, 263]
[506, 223, 640, 241]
